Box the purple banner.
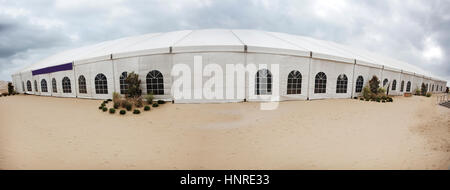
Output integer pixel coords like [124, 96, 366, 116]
[32, 63, 73, 76]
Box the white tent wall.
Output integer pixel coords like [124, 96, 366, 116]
[37, 74, 51, 96]
[21, 72, 34, 95]
[113, 57, 139, 97]
[138, 54, 173, 101]
[173, 52, 246, 103]
[246, 53, 310, 101]
[75, 60, 114, 99]
[49, 73, 61, 97]
[308, 58, 354, 100]
[74, 63, 94, 98]
[400, 72, 414, 93]
[381, 68, 402, 96]
[352, 62, 383, 97]
[50, 70, 76, 98]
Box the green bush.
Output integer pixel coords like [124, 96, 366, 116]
[426, 92, 432, 97]
[152, 103, 159, 107]
[353, 97, 357, 100]
[101, 103, 106, 107]
[382, 100, 386, 103]
[109, 108, 116, 114]
[362, 86, 371, 100]
[121, 99, 132, 110]
[133, 109, 141, 114]
[107, 99, 112, 102]
[376, 97, 381, 102]
[414, 88, 421, 95]
[120, 110, 126, 115]
[98, 106, 104, 110]
[114, 102, 120, 109]
[387, 97, 393, 102]
[377, 87, 386, 95]
[144, 105, 151, 111]
[102, 107, 108, 112]
[360, 97, 364, 101]
[145, 93, 154, 104]
[368, 76, 380, 93]
[157, 100, 165, 104]
[8, 82, 14, 95]
[103, 100, 108, 104]
[126, 104, 132, 111]
[125, 72, 142, 98]
[365, 98, 369, 101]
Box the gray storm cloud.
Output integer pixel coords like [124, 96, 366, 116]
[0, 0, 449, 83]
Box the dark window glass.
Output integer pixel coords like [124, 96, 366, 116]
[78, 75, 87, 94]
[392, 80, 397, 91]
[27, 80, 32, 91]
[62, 77, 71, 93]
[314, 72, 327, 93]
[146, 70, 164, 95]
[287, 70, 302, 94]
[119, 72, 128, 94]
[52, 78, 57, 93]
[355, 76, 364, 93]
[41, 79, 48, 92]
[255, 69, 272, 95]
[336, 74, 348, 93]
[406, 81, 411, 92]
[95, 74, 108, 94]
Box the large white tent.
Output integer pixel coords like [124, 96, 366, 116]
[11, 29, 447, 102]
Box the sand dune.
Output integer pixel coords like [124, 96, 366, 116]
[0, 94, 449, 169]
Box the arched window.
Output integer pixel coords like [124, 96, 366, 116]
[432, 84, 434, 92]
[336, 74, 348, 93]
[62, 77, 71, 93]
[255, 69, 272, 95]
[383, 79, 388, 87]
[22, 81, 25, 92]
[406, 81, 411, 92]
[400, 81, 404, 92]
[426, 84, 428, 92]
[392, 80, 397, 91]
[95, 73, 108, 94]
[146, 70, 164, 95]
[287, 70, 302, 94]
[355, 76, 364, 93]
[41, 79, 48, 92]
[119, 72, 128, 94]
[26, 80, 32, 91]
[314, 72, 327, 93]
[52, 78, 57, 93]
[78, 75, 87, 94]
[34, 80, 38, 92]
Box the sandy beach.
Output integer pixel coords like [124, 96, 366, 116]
[0, 94, 449, 170]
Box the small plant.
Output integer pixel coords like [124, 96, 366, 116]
[360, 97, 364, 101]
[121, 99, 132, 109]
[98, 106, 104, 110]
[377, 87, 386, 95]
[365, 98, 369, 101]
[135, 97, 143, 108]
[382, 100, 386, 103]
[145, 93, 154, 104]
[144, 105, 151, 111]
[353, 97, 358, 100]
[101, 103, 106, 107]
[103, 100, 108, 104]
[368, 76, 380, 94]
[120, 110, 126, 115]
[133, 109, 141, 114]
[107, 99, 112, 102]
[114, 102, 120, 109]
[152, 103, 159, 107]
[387, 97, 393, 102]
[113, 92, 121, 104]
[102, 107, 108, 112]
[414, 88, 421, 95]
[426, 92, 432, 97]
[109, 108, 116, 114]
[126, 104, 132, 111]
[157, 100, 165, 104]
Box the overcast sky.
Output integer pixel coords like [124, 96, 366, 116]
[0, 0, 449, 84]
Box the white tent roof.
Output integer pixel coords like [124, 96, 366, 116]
[15, 29, 446, 81]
